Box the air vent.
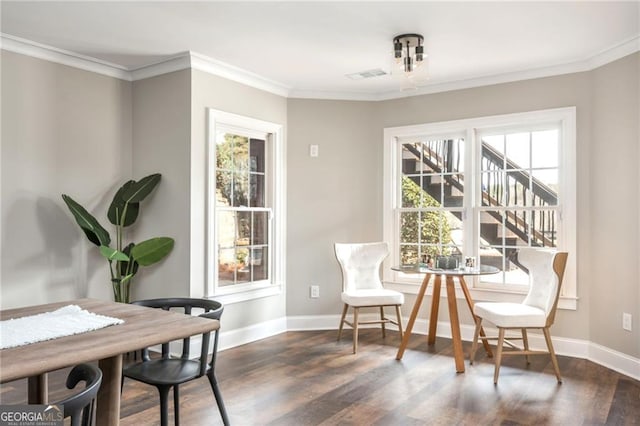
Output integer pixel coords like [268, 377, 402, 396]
[345, 68, 388, 80]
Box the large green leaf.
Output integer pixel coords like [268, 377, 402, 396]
[99, 245, 129, 261]
[130, 237, 174, 266]
[61, 194, 111, 246]
[107, 180, 140, 227]
[122, 174, 162, 204]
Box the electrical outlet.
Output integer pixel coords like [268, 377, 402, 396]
[310, 285, 320, 298]
[623, 313, 632, 331]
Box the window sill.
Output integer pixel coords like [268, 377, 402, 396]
[208, 284, 282, 305]
[384, 281, 577, 310]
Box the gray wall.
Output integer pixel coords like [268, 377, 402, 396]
[130, 70, 192, 300]
[1, 51, 132, 308]
[589, 54, 639, 355]
[287, 100, 378, 315]
[286, 53, 639, 357]
[190, 69, 288, 328]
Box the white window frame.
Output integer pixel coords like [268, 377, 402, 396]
[207, 109, 285, 304]
[383, 107, 577, 309]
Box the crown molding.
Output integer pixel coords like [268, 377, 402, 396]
[285, 88, 383, 102]
[288, 59, 584, 101]
[374, 61, 592, 101]
[0, 33, 131, 80]
[290, 34, 640, 101]
[2, 33, 638, 101]
[129, 52, 191, 81]
[189, 52, 291, 97]
[587, 34, 640, 70]
[131, 51, 292, 96]
[0, 34, 291, 96]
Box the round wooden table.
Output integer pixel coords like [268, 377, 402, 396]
[392, 264, 499, 373]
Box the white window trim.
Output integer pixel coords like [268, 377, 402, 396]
[383, 107, 577, 310]
[206, 109, 286, 305]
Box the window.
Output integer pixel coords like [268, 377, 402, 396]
[207, 110, 285, 302]
[477, 127, 562, 289]
[399, 136, 466, 264]
[383, 108, 576, 309]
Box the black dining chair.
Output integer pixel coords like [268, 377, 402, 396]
[53, 363, 102, 426]
[122, 298, 229, 426]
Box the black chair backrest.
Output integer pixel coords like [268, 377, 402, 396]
[54, 363, 102, 426]
[132, 298, 223, 376]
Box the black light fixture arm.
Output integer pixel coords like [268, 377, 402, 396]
[393, 33, 425, 73]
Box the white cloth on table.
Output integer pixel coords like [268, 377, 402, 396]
[0, 304, 124, 349]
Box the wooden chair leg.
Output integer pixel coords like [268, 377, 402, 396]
[337, 304, 348, 341]
[380, 306, 386, 338]
[543, 327, 562, 383]
[353, 307, 359, 354]
[395, 305, 403, 339]
[469, 317, 482, 365]
[521, 328, 530, 365]
[494, 328, 505, 384]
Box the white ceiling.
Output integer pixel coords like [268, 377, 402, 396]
[1, 1, 639, 99]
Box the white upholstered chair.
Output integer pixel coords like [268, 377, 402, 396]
[469, 248, 568, 383]
[335, 242, 404, 353]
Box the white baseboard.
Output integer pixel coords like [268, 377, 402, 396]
[219, 313, 640, 381]
[286, 314, 343, 331]
[218, 316, 287, 351]
[588, 341, 640, 381]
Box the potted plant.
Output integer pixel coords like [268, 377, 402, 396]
[62, 173, 174, 303]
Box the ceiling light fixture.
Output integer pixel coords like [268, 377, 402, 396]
[393, 33, 425, 73]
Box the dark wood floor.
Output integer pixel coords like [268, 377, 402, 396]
[1, 329, 639, 425]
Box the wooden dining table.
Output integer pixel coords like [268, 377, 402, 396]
[0, 298, 220, 426]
